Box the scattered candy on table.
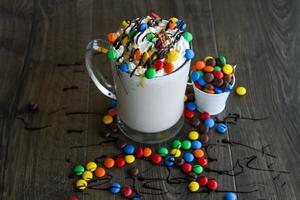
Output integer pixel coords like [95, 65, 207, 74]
[236, 86, 247, 96]
[225, 192, 237, 200]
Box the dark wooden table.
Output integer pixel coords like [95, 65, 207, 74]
[1, 0, 299, 199]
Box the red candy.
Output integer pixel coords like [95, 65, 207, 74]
[149, 12, 160, 19]
[121, 186, 133, 197]
[68, 197, 79, 200]
[194, 82, 202, 90]
[185, 110, 195, 119]
[207, 179, 218, 190]
[197, 157, 208, 167]
[197, 176, 208, 186]
[213, 71, 224, 79]
[181, 163, 192, 173]
[154, 60, 164, 71]
[151, 153, 162, 165]
[200, 112, 210, 121]
[115, 157, 125, 168]
[135, 147, 144, 158]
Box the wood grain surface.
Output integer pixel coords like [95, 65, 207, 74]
[0, 0, 299, 199]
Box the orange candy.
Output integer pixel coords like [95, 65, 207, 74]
[204, 88, 215, 94]
[164, 61, 174, 74]
[108, 108, 117, 117]
[94, 167, 106, 177]
[193, 149, 204, 158]
[106, 33, 118, 43]
[143, 147, 152, 157]
[195, 61, 206, 70]
[168, 22, 177, 30]
[134, 49, 142, 60]
[203, 66, 214, 73]
[103, 157, 115, 168]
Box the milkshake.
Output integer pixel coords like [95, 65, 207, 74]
[86, 13, 194, 143]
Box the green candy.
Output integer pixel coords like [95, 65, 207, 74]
[181, 140, 191, 150]
[198, 71, 204, 77]
[145, 68, 156, 79]
[146, 33, 155, 41]
[192, 164, 203, 174]
[151, 37, 159, 44]
[128, 30, 137, 39]
[158, 147, 169, 157]
[218, 56, 226, 66]
[106, 48, 118, 60]
[183, 32, 193, 42]
[171, 140, 181, 149]
[73, 164, 85, 176]
[214, 66, 222, 71]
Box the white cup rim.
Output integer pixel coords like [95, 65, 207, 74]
[193, 74, 236, 96]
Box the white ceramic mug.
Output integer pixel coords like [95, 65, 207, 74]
[85, 39, 191, 143]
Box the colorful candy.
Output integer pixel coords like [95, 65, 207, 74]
[197, 157, 208, 167]
[185, 49, 195, 60]
[86, 162, 97, 172]
[166, 50, 179, 62]
[181, 140, 191, 150]
[106, 32, 118, 43]
[145, 68, 156, 79]
[151, 153, 162, 165]
[121, 186, 133, 197]
[188, 130, 199, 140]
[236, 86, 247, 96]
[170, 148, 181, 157]
[82, 171, 93, 181]
[104, 158, 115, 168]
[183, 32, 193, 42]
[207, 179, 218, 191]
[186, 102, 197, 111]
[185, 110, 195, 119]
[73, 164, 85, 176]
[102, 115, 113, 125]
[125, 155, 135, 164]
[143, 147, 152, 157]
[192, 164, 203, 174]
[216, 123, 227, 134]
[158, 147, 168, 156]
[193, 149, 204, 158]
[191, 140, 202, 149]
[225, 192, 237, 200]
[124, 144, 135, 154]
[164, 156, 175, 167]
[181, 163, 192, 173]
[204, 118, 215, 128]
[76, 179, 87, 190]
[110, 182, 121, 194]
[172, 139, 181, 149]
[188, 181, 200, 192]
[115, 157, 126, 168]
[94, 167, 106, 177]
[183, 152, 194, 163]
[197, 176, 208, 186]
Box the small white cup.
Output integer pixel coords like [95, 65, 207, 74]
[192, 75, 235, 115]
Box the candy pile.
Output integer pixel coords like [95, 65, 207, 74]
[96, 12, 195, 79]
[190, 56, 235, 94]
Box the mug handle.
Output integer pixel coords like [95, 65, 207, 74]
[85, 39, 117, 99]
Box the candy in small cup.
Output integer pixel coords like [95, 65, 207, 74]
[191, 56, 236, 115]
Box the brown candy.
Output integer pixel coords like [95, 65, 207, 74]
[224, 75, 232, 83]
[204, 73, 214, 83]
[191, 117, 200, 127]
[175, 157, 185, 166]
[115, 139, 127, 149]
[212, 78, 224, 87]
[128, 167, 139, 177]
[186, 93, 195, 102]
[200, 134, 209, 143]
[205, 83, 214, 90]
[108, 123, 119, 133]
[188, 172, 198, 181]
[199, 124, 209, 134]
[205, 58, 216, 66]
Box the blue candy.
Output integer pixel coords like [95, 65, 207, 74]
[179, 23, 187, 31]
[214, 87, 223, 94]
[108, 100, 117, 108]
[198, 78, 207, 86]
[119, 62, 129, 73]
[132, 195, 142, 200]
[216, 123, 227, 134]
[123, 144, 135, 154]
[176, 20, 183, 25]
[191, 71, 200, 81]
[138, 23, 148, 32]
[184, 49, 195, 60]
[110, 182, 121, 194]
[204, 118, 215, 129]
[186, 102, 197, 111]
[191, 140, 202, 149]
[225, 192, 237, 200]
[164, 156, 175, 167]
[183, 152, 194, 163]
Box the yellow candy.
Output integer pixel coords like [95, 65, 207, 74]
[121, 20, 130, 28]
[188, 181, 200, 192]
[184, 95, 187, 102]
[166, 50, 179, 62]
[125, 155, 135, 164]
[82, 171, 93, 181]
[141, 52, 150, 64]
[86, 162, 97, 172]
[222, 64, 233, 75]
[170, 148, 181, 157]
[236, 86, 247, 96]
[121, 36, 130, 46]
[204, 56, 214, 62]
[102, 115, 113, 125]
[188, 131, 199, 140]
[169, 17, 178, 23]
[76, 179, 87, 190]
[97, 47, 108, 54]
